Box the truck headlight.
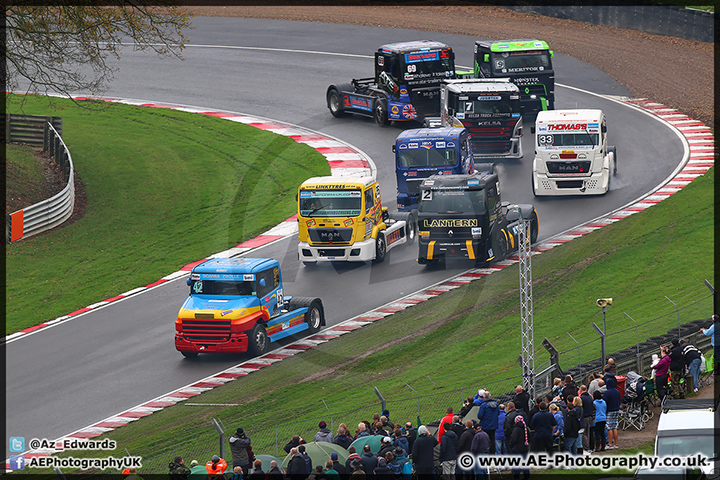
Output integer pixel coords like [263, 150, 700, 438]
[419, 230, 430, 237]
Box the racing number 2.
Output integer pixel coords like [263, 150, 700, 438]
[422, 189, 433, 201]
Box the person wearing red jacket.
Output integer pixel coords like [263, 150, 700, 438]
[437, 407, 455, 443]
[205, 455, 227, 480]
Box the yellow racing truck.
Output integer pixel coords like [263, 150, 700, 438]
[297, 175, 417, 264]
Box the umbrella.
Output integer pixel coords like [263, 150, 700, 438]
[349, 435, 385, 454]
[256, 454, 281, 473]
[281, 441, 349, 470]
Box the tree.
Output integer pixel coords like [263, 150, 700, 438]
[3, 2, 193, 98]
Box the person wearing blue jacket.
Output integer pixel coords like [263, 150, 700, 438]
[603, 375, 622, 449]
[476, 390, 500, 454]
[593, 391, 607, 452]
[496, 406, 507, 454]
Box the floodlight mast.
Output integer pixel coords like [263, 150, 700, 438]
[507, 204, 535, 401]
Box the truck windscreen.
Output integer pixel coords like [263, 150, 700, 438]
[537, 133, 599, 147]
[299, 190, 362, 217]
[418, 189, 487, 214]
[402, 50, 454, 81]
[190, 280, 255, 296]
[398, 148, 458, 167]
[492, 51, 551, 74]
[455, 95, 521, 118]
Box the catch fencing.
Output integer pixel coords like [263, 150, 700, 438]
[6, 119, 75, 243]
[504, 5, 714, 43]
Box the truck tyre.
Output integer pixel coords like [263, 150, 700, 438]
[180, 351, 198, 359]
[393, 211, 417, 244]
[248, 323, 268, 356]
[373, 98, 390, 126]
[405, 213, 417, 244]
[529, 210, 539, 244]
[327, 88, 345, 118]
[608, 145, 617, 176]
[495, 229, 509, 262]
[288, 297, 325, 333]
[373, 233, 387, 263]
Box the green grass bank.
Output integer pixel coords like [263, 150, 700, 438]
[5, 94, 330, 334]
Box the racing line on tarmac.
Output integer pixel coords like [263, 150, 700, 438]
[7, 94, 714, 461]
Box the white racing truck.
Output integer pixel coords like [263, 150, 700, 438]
[531, 109, 616, 196]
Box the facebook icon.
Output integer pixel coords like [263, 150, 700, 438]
[9, 455, 25, 470]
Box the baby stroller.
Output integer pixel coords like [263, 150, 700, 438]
[619, 371, 650, 430]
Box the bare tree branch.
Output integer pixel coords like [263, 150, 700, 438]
[3, 2, 193, 99]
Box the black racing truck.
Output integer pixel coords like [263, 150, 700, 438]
[417, 167, 538, 266]
[473, 39, 554, 114]
[326, 40, 456, 126]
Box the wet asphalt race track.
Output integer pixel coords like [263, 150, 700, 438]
[6, 18, 686, 452]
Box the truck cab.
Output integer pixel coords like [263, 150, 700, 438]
[327, 40, 456, 125]
[175, 258, 325, 357]
[531, 109, 617, 196]
[297, 175, 416, 264]
[474, 39, 554, 114]
[417, 170, 538, 266]
[394, 127, 474, 212]
[435, 78, 523, 159]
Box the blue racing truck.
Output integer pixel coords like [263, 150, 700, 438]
[326, 40, 456, 126]
[393, 127, 474, 212]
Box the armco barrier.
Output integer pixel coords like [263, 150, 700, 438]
[3, 113, 63, 145]
[6, 122, 75, 243]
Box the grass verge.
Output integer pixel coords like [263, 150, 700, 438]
[5, 94, 330, 334]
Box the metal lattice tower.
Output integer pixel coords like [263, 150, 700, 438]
[517, 214, 535, 401]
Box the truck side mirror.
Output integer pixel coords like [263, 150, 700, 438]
[259, 279, 266, 288]
[602, 124, 607, 133]
[186, 278, 192, 286]
[550, 50, 554, 58]
[531, 126, 536, 134]
[391, 145, 396, 153]
[484, 54, 490, 62]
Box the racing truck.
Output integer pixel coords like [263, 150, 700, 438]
[425, 78, 524, 159]
[326, 40, 456, 126]
[531, 109, 617, 196]
[175, 257, 325, 358]
[394, 126, 475, 213]
[417, 168, 539, 266]
[297, 175, 417, 264]
[473, 39, 554, 114]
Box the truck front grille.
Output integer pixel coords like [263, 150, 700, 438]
[308, 227, 354, 245]
[546, 161, 592, 175]
[180, 319, 232, 343]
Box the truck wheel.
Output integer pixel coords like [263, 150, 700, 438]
[373, 233, 386, 263]
[373, 98, 390, 126]
[405, 214, 417, 244]
[608, 145, 617, 176]
[305, 300, 324, 333]
[180, 351, 198, 359]
[248, 323, 268, 356]
[327, 89, 345, 118]
[288, 296, 325, 334]
[529, 210, 539, 244]
[494, 229, 509, 262]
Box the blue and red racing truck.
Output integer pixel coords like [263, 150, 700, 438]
[326, 40, 456, 126]
[175, 258, 325, 358]
[394, 127, 475, 212]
